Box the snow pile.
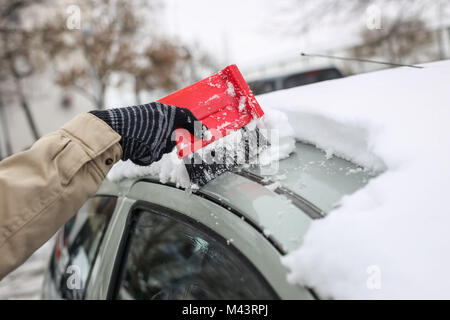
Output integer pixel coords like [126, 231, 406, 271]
[108, 151, 191, 188]
[257, 60, 450, 299]
[257, 107, 296, 162]
[107, 108, 295, 186]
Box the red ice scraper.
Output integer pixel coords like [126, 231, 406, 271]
[158, 64, 268, 187]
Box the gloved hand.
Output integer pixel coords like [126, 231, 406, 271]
[90, 102, 205, 166]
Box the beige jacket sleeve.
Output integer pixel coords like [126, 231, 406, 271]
[0, 113, 122, 280]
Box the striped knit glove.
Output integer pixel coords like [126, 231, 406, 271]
[90, 102, 205, 166]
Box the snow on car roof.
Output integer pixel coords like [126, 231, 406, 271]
[108, 60, 450, 298]
[258, 60, 450, 299]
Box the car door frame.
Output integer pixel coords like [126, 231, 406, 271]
[106, 200, 282, 299]
[85, 180, 313, 300]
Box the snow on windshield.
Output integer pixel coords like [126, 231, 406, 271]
[258, 60, 450, 299]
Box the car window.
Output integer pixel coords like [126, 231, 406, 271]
[283, 69, 342, 89]
[283, 71, 321, 88]
[248, 80, 276, 95]
[49, 196, 117, 299]
[320, 68, 342, 81]
[114, 207, 278, 300]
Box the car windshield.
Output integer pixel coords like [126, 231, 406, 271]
[245, 142, 373, 214]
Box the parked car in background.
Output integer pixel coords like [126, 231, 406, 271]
[248, 67, 343, 95]
[42, 141, 372, 300]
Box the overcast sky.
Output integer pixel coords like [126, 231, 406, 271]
[162, 0, 450, 74]
[163, 0, 304, 71]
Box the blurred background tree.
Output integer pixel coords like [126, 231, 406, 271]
[351, 16, 438, 66]
[0, 0, 217, 157]
[40, 0, 216, 109]
[0, 0, 45, 155]
[274, 0, 449, 73]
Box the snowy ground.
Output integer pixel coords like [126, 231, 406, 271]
[0, 240, 53, 300]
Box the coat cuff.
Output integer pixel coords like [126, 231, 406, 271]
[61, 113, 123, 177]
[61, 112, 122, 159]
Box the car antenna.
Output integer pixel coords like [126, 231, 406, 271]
[300, 52, 424, 69]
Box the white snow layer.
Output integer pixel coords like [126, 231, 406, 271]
[108, 151, 190, 187]
[108, 60, 450, 299]
[256, 60, 450, 299]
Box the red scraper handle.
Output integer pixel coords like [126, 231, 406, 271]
[157, 64, 264, 158]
